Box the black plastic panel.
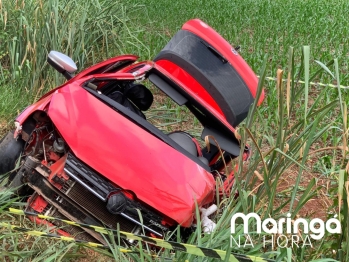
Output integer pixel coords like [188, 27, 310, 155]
[154, 30, 254, 127]
[201, 126, 241, 157]
[149, 73, 188, 105]
[65, 153, 117, 201]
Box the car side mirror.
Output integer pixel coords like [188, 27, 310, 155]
[47, 51, 77, 80]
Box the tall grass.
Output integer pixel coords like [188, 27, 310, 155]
[128, 0, 349, 86]
[152, 48, 346, 262]
[242, 51, 348, 261]
[0, 0, 144, 130]
[0, 188, 91, 261]
[0, 0, 140, 89]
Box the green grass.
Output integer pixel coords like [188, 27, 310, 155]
[129, 0, 349, 83]
[0, 0, 144, 132]
[1, 0, 349, 261]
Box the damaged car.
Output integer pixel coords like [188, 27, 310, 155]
[0, 19, 264, 243]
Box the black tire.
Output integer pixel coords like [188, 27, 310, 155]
[0, 131, 25, 175]
[8, 171, 28, 195]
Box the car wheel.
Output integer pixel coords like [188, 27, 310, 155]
[0, 131, 25, 175]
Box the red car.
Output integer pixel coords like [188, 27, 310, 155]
[0, 19, 263, 242]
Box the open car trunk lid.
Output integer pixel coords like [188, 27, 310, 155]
[154, 19, 264, 128]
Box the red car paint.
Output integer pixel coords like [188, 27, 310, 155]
[71, 55, 138, 81]
[154, 61, 237, 133]
[46, 155, 68, 190]
[46, 82, 215, 227]
[16, 94, 53, 124]
[27, 195, 70, 237]
[14, 19, 263, 230]
[28, 194, 48, 213]
[29, 215, 71, 237]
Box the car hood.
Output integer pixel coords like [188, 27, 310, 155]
[47, 83, 215, 226]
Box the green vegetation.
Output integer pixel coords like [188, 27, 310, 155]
[1, 0, 349, 261]
[130, 0, 349, 79]
[0, 0, 143, 132]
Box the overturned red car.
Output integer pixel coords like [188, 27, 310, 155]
[0, 19, 263, 242]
